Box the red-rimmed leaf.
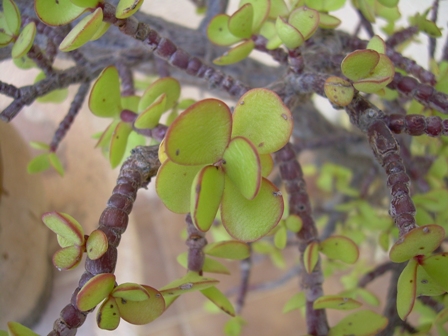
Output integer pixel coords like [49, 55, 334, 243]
[201, 286, 235, 316]
[112, 283, 151, 302]
[313, 295, 362, 310]
[156, 159, 203, 213]
[138, 77, 180, 112]
[221, 177, 284, 242]
[42, 211, 85, 246]
[319, 235, 359, 264]
[165, 99, 232, 165]
[303, 240, 319, 274]
[366, 35, 386, 54]
[260, 153, 274, 177]
[3, 0, 21, 35]
[76, 273, 116, 312]
[353, 54, 394, 93]
[86, 229, 108, 260]
[324, 76, 355, 107]
[213, 39, 255, 65]
[239, 0, 270, 32]
[115, 0, 144, 19]
[341, 49, 380, 82]
[228, 3, 253, 39]
[95, 120, 120, 149]
[191, 165, 225, 232]
[11, 22, 36, 59]
[97, 296, 120, 330]
[207, 14, 242, 46]
[89, 66, 121, 118]
[35, 0, 87, 26]
[397, 258, 418, 320]
[288, 6, 320, 40]
[275, 16, 305, 49]
[203, 240, 250, 260]
[134, 94, 167, 129]
[319, 13, 341, 29]
[52, 245, 83, 270]
[421, 253, 448, 292]
[109, 121, 132, 168]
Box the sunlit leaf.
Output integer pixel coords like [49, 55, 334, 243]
[239, 0, 270, 32]
[288, 6, 319, 40]
[318, 13, 341, 29]
[35, 0, 86, 26]
[165, 99, 232, 165]
[232, 89, 292, 155]
[204, 240, 250, 260]
[213, 40, 255, 65]
[11, 22, 36, 59]
[324, 76, 354, 107]
[134, 94, 167, 129]
[109, 121, 132, 168]
[201, 286, 235, 316]
[341, 49, 379, 82]
[112, 283, 151, 302]
[115, 0, 144, 19]
[7, 322, 39, 336]
[275, 16, 305, 49]
[138, 77, 180, 113]
[89, 66, 121, 118]
[42, 211, 85, 246]
[228, 3, 253, 39]
[52, 245, 83, 270]
[221, 177, 284, 242]
[207, 14, 242, 46]
[319, 235, 359, 264]
[35, 72, 69, 103]
[76, 273, 116, 311]
[328, 310, 388, 335]
[303, 240, 319, 274]
[86, 229, 108, 260]
[283, 292, 306, 313]
[89, 21, 110, 41]
[313, 295, 362, 310]
[397, 258, 418, 320]
[191, 165, 225, 232]
[97, 296, 120, 330]
[366, 35, 386, 54]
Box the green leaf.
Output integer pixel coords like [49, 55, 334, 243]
[397, 258, 418, 320]
[165, 99, 232, 165]
[305, 0, 346, 11]
[89, 66, 121, 118]
[48, 152, 64, 176]
[213, 39, 255, 65]
[116, 285, 165, 325]
[97, 296, 120, 330]
[177, 253, 231, 274]
[353, 54, 395, 93]
[268, 0, 289, 19]
[115, 0, 144, 19]
[224, 316, 245, 336]
[59, 7, 103, 51]
[134, 94, 167, 129]
[109, 121, 132, 168]
[283, 292, 306, 313]
[328, 310, 388, 335]
[13, 55, 36, 69]
[191, 165, 225, 232]
[366, 35, 386, 54]
[324, 76, 354, 107]
[377, 0, 398, 7]
[7, 322, 39, 336]
[42, 211, 85, 246]
[353, 288, 380, 306]
[416, 263, 446, 297]
[35, 72, 69, 103]
[274, 224, 287, 249]
[275, 16, 305, 49]
[389, 225, 445, 263]
[260, 153, 274, 177]
[3, 0, 21, 35]
[341, 49, 379, 81]
[288, 6, 320, 40]
[76, 273, 116, 311]
[421, 253, 448, 292]
[318, 13, 341, 29]
[207, 14, 242, 46]
[239, 0, 270, 32]
[228, 3, 254, 39]
[378, 230, 389, 252]
[285, 214, 302, 233]
[52, 245, 83, 270]
[303, 240, 319, 274]
[35, 0, 86, 26]
[29, 141, 50, 150]
[89, 21, 110, 41]
[121, 95, 141, 113]
[27, 153, 50, 174]
[232, 88, 293, 155]
[156, 159, 203, 213]
[11, 22, 36, 59]
[221, 177, 284, 242]
[358, 0, 375, 22]
[70, 0, 101, 7]
[313, 295, 362, 310]
[319, 235, 359, 264]
[112, 283, 151, 302]
[204, 240, 250, 260]
[201, 286, 235, 316]
[86, 229, 108, 260]
[138, 77, 180, 113]
[160, 271, 219, 297]
[96, 120, 120, 149]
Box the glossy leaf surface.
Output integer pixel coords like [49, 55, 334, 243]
[397, 258, 418, 320]
[42, 211, 85, 246]
[97, 296, 120, 330]
[204, 240, 250, 260]
[201, 286, 235, 316]
[35, 0, 86, 26]
[232, 89, 292, 155]
[191, 165, 225, 232]
[221, 177, 284, 242]
[89, 66, 121, 118]
[86, 229, 108, 260]
[319, 235, 359, 264]
[328, 310, 388, 335]
[76, 273, 116, 311]
[165, 99, 232, 165]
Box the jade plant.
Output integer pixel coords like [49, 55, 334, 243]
[1, 0, 448, 335]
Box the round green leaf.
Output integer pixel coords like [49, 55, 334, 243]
[288, 6, 320, 40]
[260, 153, 274, 177]
[89, 21, 110, 41]
[86, 229, 108, 260]
[35, 0, 86, 26]
[121, 95, 140, 113]
[228, 3, 253, 39]
[76, 273, 116, 312]
[313, 295, 362, 310]
[42, 211, 85, 246]
[156, 160, 203, 213]
[353, 54, 394, 93]
[3, 0, 20, 35]
[115, 0, 144, 19]
[112, 283, 151, 302]
[57, 234, 73, 248]
[177, 253, 231, 274]
[116, 284, 165, 325]
[97, 296, 120, 330]
[0, 30, 13, 47]
[318, 13, 341, 29]
[389, 225, 445, 263]
[274, 224, 287, 249]
[324, 76, 354, 107]
[203, 240, 250, 260]
[239, 0, 270, 32]
[397, 258, 418, 320]
[319, 235, 359, 264]
[7, 322, 39, 336]
[35, 72, 69, 103]
[328, 310, 388, 335]
[285, 214, 302, 233]
[27, 153, 50, 174]
[268, 0, 289, 19]
[138, 77, 180, 113]
[96, 120, 120, 149]
[48, 152, 65, 176]
[191, 165, 225, 232]
[70, 0, 101, 7]
[165, 99, 232, 165]
[13, 55, 36, 69]
[11, 22, 36, 59]
[416, 263, 445, 297]
[358, 0, 375, 22]
[109, 121, 132, 168]
[303, 240, 319, 274]
[421, 253, 448, 292]
[213, 39, 255, 65]
[341, 49, 379, 81]
[201, 286, 235, 316]
[59, 7, 103, 52]
[283, 292, 306, 313]
[134, 94, 167, 129]
[222, 136, 261, 200]
[232, 88, 293, 155]
[275, 16, 305, 50]
[221, 177, 284, 242]
[207, 14, 242, 46]
[366, 35, 386, 54]
[160, 271, 219, 297]
[52, 245, 83, 270]
[89, 66, 121, 118]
